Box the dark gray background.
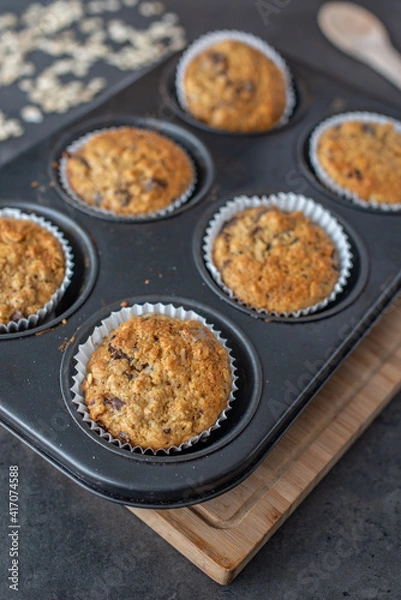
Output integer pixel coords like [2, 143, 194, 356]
[1, 0, 400, 598]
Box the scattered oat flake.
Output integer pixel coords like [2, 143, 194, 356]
[21, 105, 44, 123]
[79, 17, 104, 34]
[31, 181, 39, 187]
[0, 13, 18, 29]
[139, 2, 164, 17]
[0, 0, 185, 140]
[88, 0, 121, 14]
[0, 111, 24, 141]
[120, 301, 129, 307]
[162, 12, 178, 25]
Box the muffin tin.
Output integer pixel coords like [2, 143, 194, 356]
[0, 51, 400, 508]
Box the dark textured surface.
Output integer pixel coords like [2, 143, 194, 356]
[1, 0, 401, 598]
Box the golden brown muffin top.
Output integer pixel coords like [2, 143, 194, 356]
[82, 314, 232, 450]
[183, 40, 287, 133]
[0, 218, 66, 324]
[65, 127, 194, 216]
[212, 206, 339, 314]
[315, 120, 401, 205]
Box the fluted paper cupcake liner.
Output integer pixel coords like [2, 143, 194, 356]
[203, 193, 353, 318]
[0, 208, 74, 333]
[309, 111, 401, 212]
[176, 30, 296, 129]
[71, 302, 238, 455]
[59, 126, 197, 220]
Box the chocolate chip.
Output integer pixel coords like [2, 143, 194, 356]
[11, 311, 23, 321]
[115, 187, 131, 207]
[208, 51, 226, 65]
[144, 177, 167, 192]
[104, 395, 126, 411]
[76, 155, 90, 169]
[163, 428, 171, 434]
[118, 431, 130, 444]
[251, 226, 262, 236]
[362, 123, 376, 136]
[234, 80, 256, 98]
[222, 215, 239, 230]
[88, 399, 96, 406]
[207, 51, 228, 73]
[123, 371, 134, 381]
[199, 409, 204, 415]
[347, 169, 363, 180]
[289, 237, 299, 245]
[108, 344, 131, 361]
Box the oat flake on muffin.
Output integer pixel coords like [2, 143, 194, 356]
[65, 127, 194, 216]
[0, 218, 66, 324]
[212, 206, 340, 314]
[82, 313, 232, 450]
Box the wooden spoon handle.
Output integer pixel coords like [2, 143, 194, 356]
[365, 42, 401, 92]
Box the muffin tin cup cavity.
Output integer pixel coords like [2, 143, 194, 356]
[71, 302, 238, 455]
[203, 192, 353, 319]
[309, 112, 401, 212]
[175, 29, 296, 131]
[59, 126, 197, 221]
[0, 208, 74, 334]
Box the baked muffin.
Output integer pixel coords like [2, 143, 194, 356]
[64, 127, 194, 216]
[212, 206, 339, 313]
[0, 218, 66, 324]
[314, 120, 401, 205]
[82, 314, 232, 450]
[181, 39, 288, 132]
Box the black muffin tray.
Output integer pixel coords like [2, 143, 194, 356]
[1, 51, 400, 509]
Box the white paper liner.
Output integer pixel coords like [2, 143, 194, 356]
[309, 111, 401, 212]
[71, 302, 238, 455]
[0, 208, 74, 334]
[59, 126, 197, 220]
[203, 193, 353, 318]
[175, 30, 296, 130]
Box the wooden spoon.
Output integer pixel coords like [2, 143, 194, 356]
[318, 2, 401, 92]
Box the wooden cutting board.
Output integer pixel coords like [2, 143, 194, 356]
[128, 297, 401, 584]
